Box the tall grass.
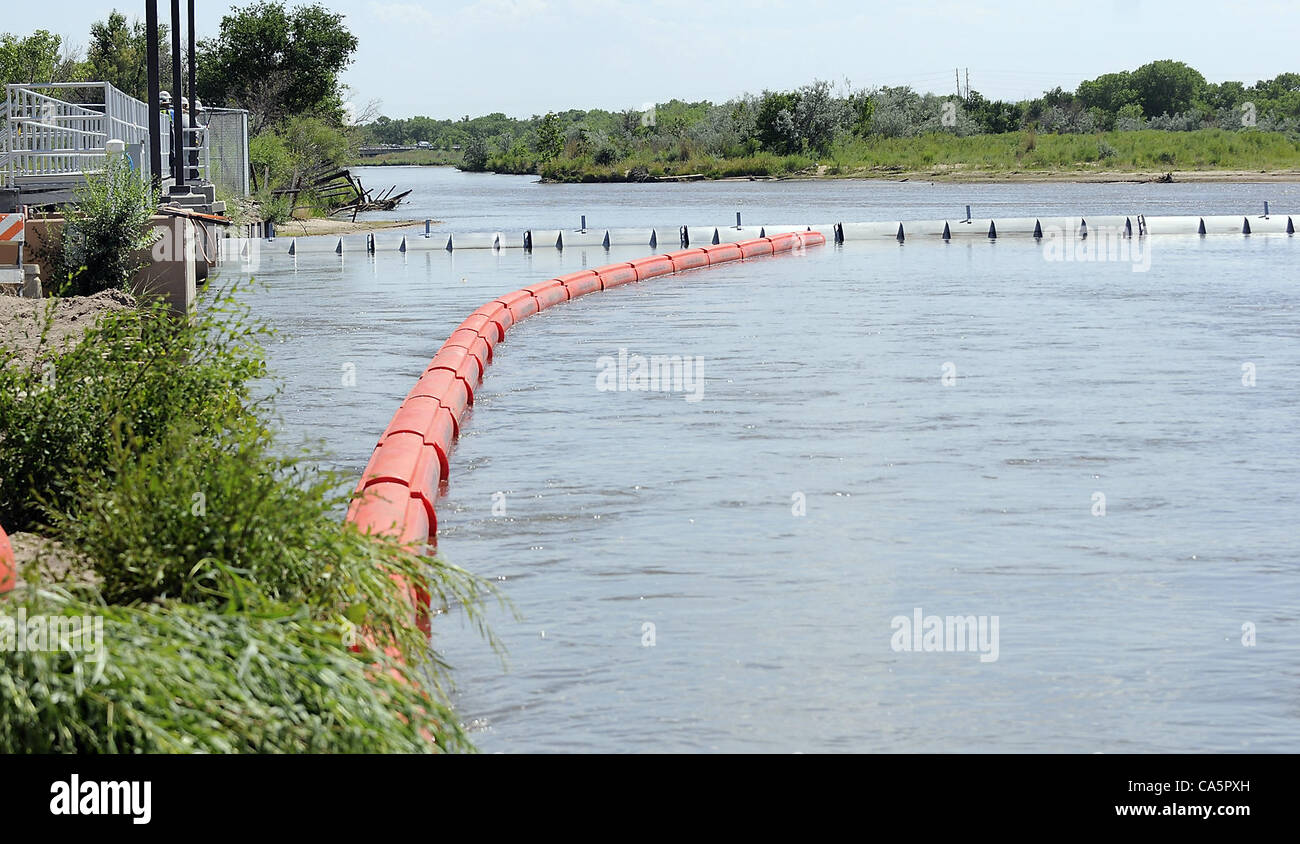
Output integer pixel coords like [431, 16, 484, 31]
[0, 587, 469, 753]
[831, 128, 1300, 174]
[0, 282, 500, 752]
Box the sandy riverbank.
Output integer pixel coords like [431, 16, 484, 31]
[276, 218, 440, 237]
[0, 289, 136, 368]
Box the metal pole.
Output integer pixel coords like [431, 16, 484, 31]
[170, 0, 186, 189]
[187, 0, 198, 184]
[187, 0, 197, 118]
[146, 0, 163, 189]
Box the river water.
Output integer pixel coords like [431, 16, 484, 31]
[228, 166, 1299, 752]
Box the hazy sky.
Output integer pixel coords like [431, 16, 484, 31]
[7, 1, 1299, 119]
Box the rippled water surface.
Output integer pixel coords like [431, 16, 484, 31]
[228, 168, 1300, 752]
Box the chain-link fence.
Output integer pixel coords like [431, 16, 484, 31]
[202, 108, 249, 198]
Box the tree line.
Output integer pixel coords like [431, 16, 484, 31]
[358, 60, 1300, 177]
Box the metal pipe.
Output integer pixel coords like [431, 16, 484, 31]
[145, 0, 162, 189]
[170, 0, 185, 188]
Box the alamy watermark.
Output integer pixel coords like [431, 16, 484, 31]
[596, 348, 705, 402]
[1, 608, 105, 660]
[1041, 225, 1151, 272]
[890, 607, 1000, 663]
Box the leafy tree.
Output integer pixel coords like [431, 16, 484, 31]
[793, 80, 847, 154]
[1202, 80, 1246, 112]
[756, 90, 800, 153]
[85, 11, 170, 102]
[963, 90, 1022, 134]
[1248, 73, 1300, 121]
[1129, 59, 1206, 117]
[462, 133, 489, 171]
[0, 30, 76, 86]
[196, 1, 358, 133]
[536, 112, 563, 161]
[1076, 70, 1141, 117]
[1115, 102, 1145, 130]
[846, 90, 875, 137]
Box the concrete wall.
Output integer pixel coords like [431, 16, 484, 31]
[12, 215, 198, 313]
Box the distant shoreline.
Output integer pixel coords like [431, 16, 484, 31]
[350, 161, 1300, 185]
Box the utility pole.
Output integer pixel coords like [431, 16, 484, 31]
[170, 0, 185, 190]
[146, 0, 162, 189]
[965, 68, 970, 99]
[955, 69, 961, 98]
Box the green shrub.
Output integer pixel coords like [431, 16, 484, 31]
[52, 158, 160, 296]
[0, 288, 266, 532]
[47, 413, 498, 666]
[0, 282, 502, 752]
[462, 134, 489, 171]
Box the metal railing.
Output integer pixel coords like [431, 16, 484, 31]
[159, 111, 211, 183]
[0, 100, 9, 175]
[2, 82, 152, 189]
[1, 81, 249, 201]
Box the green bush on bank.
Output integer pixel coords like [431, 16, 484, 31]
[0, 284, 500, 752]
[0, 292, 265, 532]
[37, 158, 160, 297]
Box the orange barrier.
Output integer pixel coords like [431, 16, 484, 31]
[457, 313, 504, 345]
[629, 254, 675, 281]
[358, 432, 438, 492]
[559, 270, 602, 298]
[737, 238, 774, 258]
[0, 524, 14, 594]
[498, 290, 540, 321]
[346, 231, 828, 635]
[704, 242, 743, 263]
[596, 263, 638, 289]
[383, 396, 457, 478]
[767, 232, 799, 252]
[428, 346, 483, 400]
[524, 279, 570, 311]
[408, 369, 470, 428]
[470, 302, 514, 335]
[667, 248, 710, 272]
[442, 328, 493, 370]
[347, 481, 431, 545]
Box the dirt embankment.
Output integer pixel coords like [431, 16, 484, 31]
[3, 533, 99, 592]
[0, 289, 136, 369]
[276, 218, 440, 237]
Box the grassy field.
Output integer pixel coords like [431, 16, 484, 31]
[526, 128, 1300, 182]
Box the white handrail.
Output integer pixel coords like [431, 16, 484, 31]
[4, 81, 153, 188]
